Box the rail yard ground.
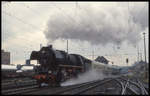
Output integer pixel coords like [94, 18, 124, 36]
[2, 75, 148, 95]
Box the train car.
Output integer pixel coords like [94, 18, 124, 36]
[30, 45, 92, 87]
[78, 54, 92, 71]
[2, 64, 19, 79]
[91, 61, 121, 75]
[18, 66, 35, 78]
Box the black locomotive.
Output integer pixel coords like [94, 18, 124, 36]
[30, 45, 91, 87]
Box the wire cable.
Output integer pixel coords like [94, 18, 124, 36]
[2, 11, 43, 32]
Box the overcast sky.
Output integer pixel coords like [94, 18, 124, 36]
[2, 2, 149, 66]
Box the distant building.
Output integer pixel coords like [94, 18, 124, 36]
[1, 50, 10, 65]
[95, 56, 109, 64]
[26, 59, 31, 66]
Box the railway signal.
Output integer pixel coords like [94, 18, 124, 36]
[126, 58, 129, 66]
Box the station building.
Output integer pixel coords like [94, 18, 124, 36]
[1, 50, 10, 65]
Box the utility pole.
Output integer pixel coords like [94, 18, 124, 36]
[143, 32, 148, 79]
[92, 50, 94, 60]
[137, 45, 140, 62]
[11, 52, 13, 64]
[66, 39, 69, 65]
[143, 32, 147, 63]
[67, 39, 68, 54]
[140, 52, 142, 61]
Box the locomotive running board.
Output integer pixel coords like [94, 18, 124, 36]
[58, 64, 83, 69]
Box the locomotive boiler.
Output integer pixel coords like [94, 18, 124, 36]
[30, 45, 91, 87]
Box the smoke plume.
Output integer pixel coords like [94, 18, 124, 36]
[44, 3, 148, 46]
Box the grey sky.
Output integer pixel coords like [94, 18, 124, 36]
[2, 2, 149, 66]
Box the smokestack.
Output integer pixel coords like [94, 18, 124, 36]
[67, 39, 68, 54]
[48, 45, 53, 48]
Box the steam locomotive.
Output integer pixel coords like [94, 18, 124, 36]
[30, 45, 92, 87]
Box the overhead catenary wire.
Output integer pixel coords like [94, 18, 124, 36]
[129, 3, 148, 63]
[2, 11, 43, 32]
[2, 20, 42, 49]
[2, 10, 46, 46]
[52, 3, 84, 29]
[22, 3, 42, 16]
[2, 16, 44, 64]
[5, 3, 73, 48]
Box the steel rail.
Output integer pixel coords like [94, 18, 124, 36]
[50, 79, 104, 94]
[2, 79, 36, 86]
[119, 77, 145, 95]
[137, 79, 148, 95]
[114, 79, 125, 95]
[2, 81, 37, 90]
[126, 86, 139, 95]
[72, 79, 114, 95]
[2, 78, 35, 86]
[115, 78, 140, 95]
[2, 84, 38, 95]
[122, 79, 129, 95]
[2, 77, 32, 82]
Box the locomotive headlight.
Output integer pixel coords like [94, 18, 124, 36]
[48, 70, 52, 73]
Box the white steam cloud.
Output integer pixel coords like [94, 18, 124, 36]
[44, 2, 148, 46]
[61, 69, 115, 86]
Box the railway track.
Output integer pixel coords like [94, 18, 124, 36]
[137, 79, 148, 95]
[2, 79, 105, 95]
[56, 76, 148, 95]
[2, 84, 39, 95]
[2, 76, 148, 95]
[77, 78, 121, 95]
[2, 77, 34, 86]
[79, 76, 148, 95]
[2, 79, 37, 90]
[18, 78, 114, 95]
[2, 79, 36, 86]
[2, 78, 38, 95]
[50, 78, 114, 95]
[116, 77, 148, 95]
[115, 78, 140, 95]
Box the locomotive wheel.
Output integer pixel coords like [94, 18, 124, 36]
[47, 79, 52, 87]
[55, 82, 61, 87]
[37, 79, 42, 88]
[45, 75, 53, 87]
